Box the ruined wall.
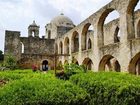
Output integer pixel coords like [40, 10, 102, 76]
[20, 37, 55, 54]
[4, 30, 55, 69]
[18, 54, 55, 70]
[4, 30, 22, 61]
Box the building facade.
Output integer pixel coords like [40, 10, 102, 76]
[4, 0, 140, 75]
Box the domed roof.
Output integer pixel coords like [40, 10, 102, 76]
[50, 13, 74, 27]
[29, 20, 38, 27]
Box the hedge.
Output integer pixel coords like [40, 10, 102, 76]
[70, 72, 140, 105]
[0, 72, 89, 105]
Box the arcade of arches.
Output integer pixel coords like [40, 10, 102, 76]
[55, 0, 140, 75]
[4, 0, 140, 75]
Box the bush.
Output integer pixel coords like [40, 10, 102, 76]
[4, 54, 17, 70]
[62, 63, 86, 80]
[0, 71, 89, 105]
[70, 72, 140, 105]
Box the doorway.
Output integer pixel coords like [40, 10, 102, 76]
[42, 60, 49, 71]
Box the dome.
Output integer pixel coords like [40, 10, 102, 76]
[29, 20, 39, 27]
[50, 13, 74, 27]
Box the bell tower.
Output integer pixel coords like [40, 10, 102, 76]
[28, 20, 40, 37]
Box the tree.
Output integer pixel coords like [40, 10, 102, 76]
[4, 54, 17, 70]
[0, 50, 4, 61]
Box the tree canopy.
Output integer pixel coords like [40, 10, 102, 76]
[0, 50, 4, 61]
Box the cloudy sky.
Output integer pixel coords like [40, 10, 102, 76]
[0, 0, 139, 52]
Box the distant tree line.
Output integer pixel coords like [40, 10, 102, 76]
[0, 50, 4, 61]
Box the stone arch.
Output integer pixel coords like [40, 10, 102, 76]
[64, 37, 69, 54]
[114, 26, 120, 43]
[64, 60, 69, 65]
[72, 58, 79, 65]
[71, 31, 79, 53]
[126, 0, 139, 39]
[42, 60, 49, 71]
[128, 52, 140, 75]
[99, 55, 120, 72]
[137, 20, 140, 38]
[97, 8, 120, 46]
[59, 41, 63, 54]
[82, 57, 93, 70]
[55, 43, 58, 54]
[88, 38, 92, 49]
[20, 42, 24, 53]
[81, 23, 94, 50]
[57, 61, 63, 70]
[127, 0, 139, 14]
[48, 30, 51, 39]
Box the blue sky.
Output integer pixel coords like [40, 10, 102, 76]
[0, 0, 139, 52]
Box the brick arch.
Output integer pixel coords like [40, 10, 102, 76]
[64, 37, 69, 54]
[81, 23, 94, 50]
[97, 8, 120, 46]
[71, 31, 79, 53]
[82, 57, 93, 70]
[59, 41, 63, 54]
[128, 52, 140, 75]
[99, 54, 120, 72]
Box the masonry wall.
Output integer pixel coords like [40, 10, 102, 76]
[55, 0, 140, 73]
[4, 31, 55, 69]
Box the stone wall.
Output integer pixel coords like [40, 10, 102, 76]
[55, 0, 140, 74]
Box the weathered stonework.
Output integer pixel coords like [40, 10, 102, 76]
[4, 0, 140, 74]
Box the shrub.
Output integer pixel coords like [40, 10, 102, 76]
[62, 63, 86, 80]
[0, 71, 89, 105]
[70, 72, 140, 105]
[4, 54, 17, 70]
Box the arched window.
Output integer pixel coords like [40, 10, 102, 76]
[48, 30, 51, 39]
[82, 23, 94, 50]
[114, 26, 120, 43]
[55, 43, 58, 54]
[72, 31, 79, 53]
[59, 41, 63, 54]
[88, 38, 92, 49]
[137, 20, 140, 38]
[64, 37, 69, 54]
[126, 0, 140, 39]
[20, 42, 24, 53]
[98, 9, 120, 46]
